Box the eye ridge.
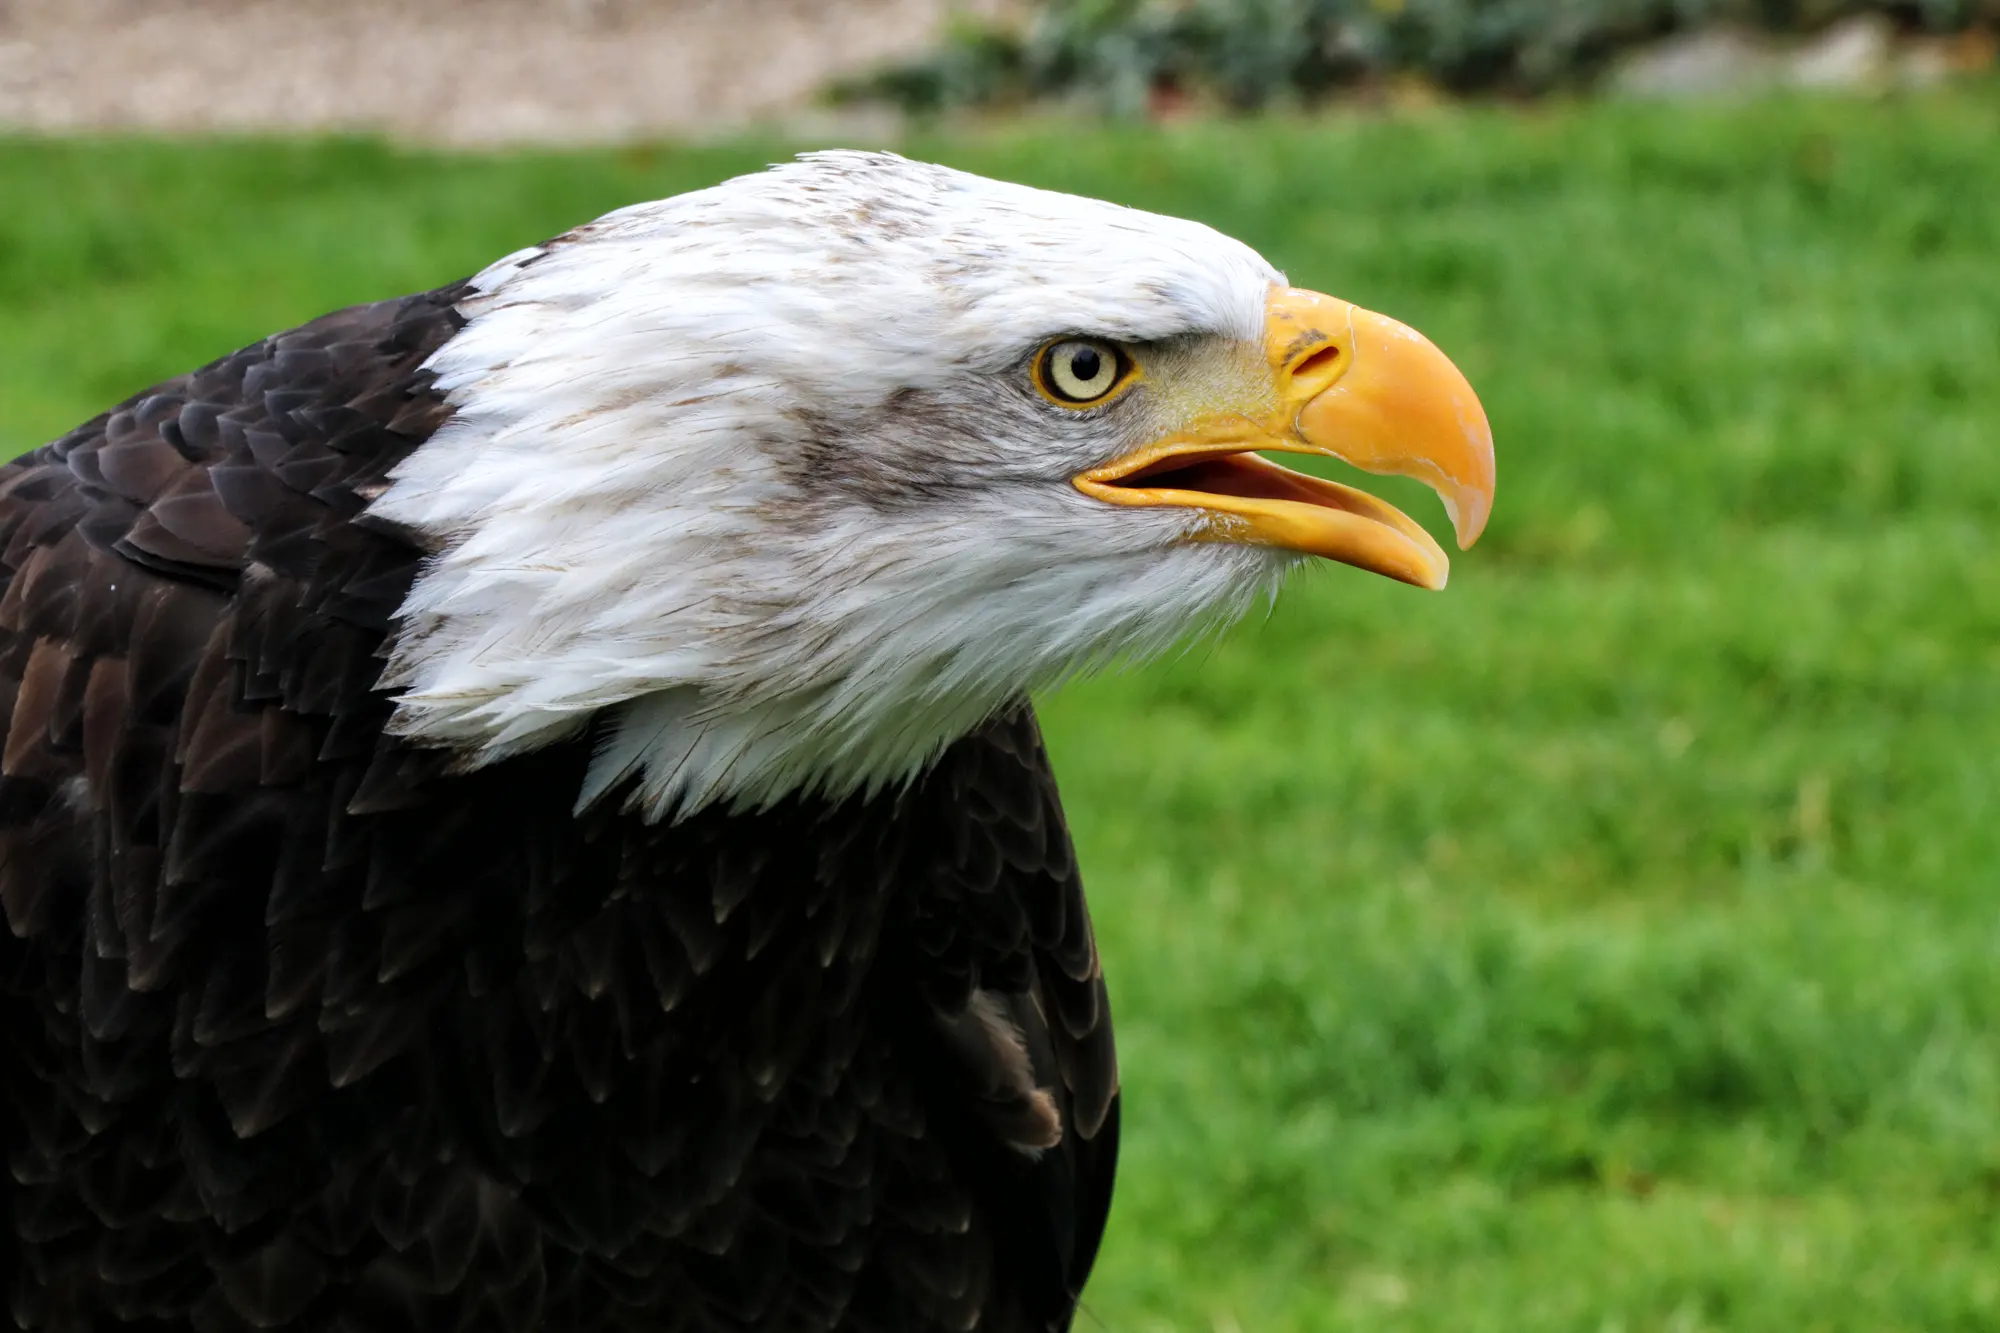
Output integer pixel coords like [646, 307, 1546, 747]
[1035, 337, 1131, 408]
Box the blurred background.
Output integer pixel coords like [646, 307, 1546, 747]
[4, 2, 1998, 1328]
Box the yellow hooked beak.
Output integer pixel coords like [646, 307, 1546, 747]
[1073, 286, 1496, 590]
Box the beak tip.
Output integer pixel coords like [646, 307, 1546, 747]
[1444, 478, 1493, 552]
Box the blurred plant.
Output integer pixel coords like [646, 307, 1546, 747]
[836, 0, 2000, 113]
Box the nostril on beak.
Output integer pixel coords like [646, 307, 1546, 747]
[1291, 344, 1341, 381]
[1283, 342, 1346, 405]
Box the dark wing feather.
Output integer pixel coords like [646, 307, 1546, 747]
[0, 284, 484, 1332]
[897, 705, 1122, 1328]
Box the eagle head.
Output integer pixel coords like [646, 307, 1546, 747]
[368, 150, 1496, 820]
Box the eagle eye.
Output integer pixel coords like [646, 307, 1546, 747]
[1035, 338, 1130, 407]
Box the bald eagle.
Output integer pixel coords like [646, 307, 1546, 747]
[0, 151, 1492, 1331]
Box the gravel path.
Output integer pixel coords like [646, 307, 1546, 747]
[0, 0, 1007, 144]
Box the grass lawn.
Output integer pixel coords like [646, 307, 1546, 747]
[5, 88, 1999, 1330]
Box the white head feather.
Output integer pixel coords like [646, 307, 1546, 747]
[369, 150, 1294, 820]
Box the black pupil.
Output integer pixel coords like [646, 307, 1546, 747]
[1067, 346, 1102, 386]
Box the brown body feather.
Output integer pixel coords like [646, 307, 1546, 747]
[0, 288, 1118, 1331]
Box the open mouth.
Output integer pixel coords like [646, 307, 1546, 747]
[1076, 443, 1452, 589]
[1100, 449, 1384, 514]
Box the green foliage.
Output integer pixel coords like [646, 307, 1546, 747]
[4, 88, 2000, 1326]
[839, 0, 2000, 113]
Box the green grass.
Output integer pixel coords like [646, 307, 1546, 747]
[6, 89, 2000, 1330]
